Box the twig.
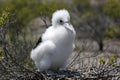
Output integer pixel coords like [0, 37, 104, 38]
[66, 50, 82, 68]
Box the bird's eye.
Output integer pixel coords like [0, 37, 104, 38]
[59, 20, 63, 23]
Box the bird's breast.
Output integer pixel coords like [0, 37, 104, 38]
[42, 26, 75, 49]
[53, 27, 74, 45]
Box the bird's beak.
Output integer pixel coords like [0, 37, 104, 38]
[64, 22, 74, 31]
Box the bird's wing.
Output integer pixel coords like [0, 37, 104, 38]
[33, 26, 53, 49]
[30, 40, 56, 62]
[33, 37, 42, 49]
[42, 26, 54, 41]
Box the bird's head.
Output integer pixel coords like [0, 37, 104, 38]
[52, 9, 74, 31]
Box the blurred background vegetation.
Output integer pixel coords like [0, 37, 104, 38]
[0, 0, 120, 40]
[0, 0, 120, 79]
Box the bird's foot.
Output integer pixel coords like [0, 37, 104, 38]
[42, 70, 58, 76]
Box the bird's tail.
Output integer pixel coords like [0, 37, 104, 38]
[30, 41, 56, 62]
[30, 48, 42, 62]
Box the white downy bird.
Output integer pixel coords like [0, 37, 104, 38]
[30, 9, 76, 71]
